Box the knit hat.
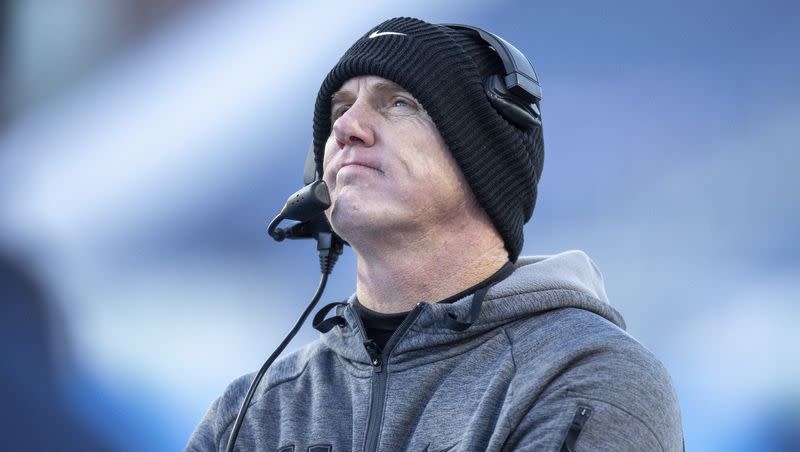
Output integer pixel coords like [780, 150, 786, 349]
[312, 17, 544, 262]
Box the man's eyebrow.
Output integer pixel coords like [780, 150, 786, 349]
[331, 89, 353, 106]
[370, 81, 411, 96]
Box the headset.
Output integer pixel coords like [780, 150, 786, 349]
[227, 23, 541, 452]
[443, 23, 542, 130]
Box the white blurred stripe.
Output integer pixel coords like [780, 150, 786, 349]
[0, 0, 484, 252]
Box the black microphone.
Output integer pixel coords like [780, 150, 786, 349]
[268, 180, 331, 241]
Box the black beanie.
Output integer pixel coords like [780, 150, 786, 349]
[312, 17, 544, 262]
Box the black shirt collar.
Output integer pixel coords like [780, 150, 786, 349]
[354, 260, 515, 327]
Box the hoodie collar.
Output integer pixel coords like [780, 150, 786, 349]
[319, 250, 624, 368]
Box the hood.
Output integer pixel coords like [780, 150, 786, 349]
[320, 250, 625, 368]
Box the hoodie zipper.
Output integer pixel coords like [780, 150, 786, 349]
[361, 304, 424, 452]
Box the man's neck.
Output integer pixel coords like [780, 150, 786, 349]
[352, 225, 509, 314]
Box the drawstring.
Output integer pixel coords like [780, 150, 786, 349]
[442, 285, 491, 332]
[313, 301, 348, 333]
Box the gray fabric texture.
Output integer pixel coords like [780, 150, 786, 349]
[187, 250, 683, 451]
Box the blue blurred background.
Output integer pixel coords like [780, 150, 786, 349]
[1, 0, 797, 450]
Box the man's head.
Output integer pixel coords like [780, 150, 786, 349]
[322, 75, 484, 247]
[312, 17, 544, 262]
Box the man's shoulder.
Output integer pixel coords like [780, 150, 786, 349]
[223, 338, 330, 407]
[186, 339, 331, 450]
[506, 306, 674, 391]
[502, 308, 683, 450]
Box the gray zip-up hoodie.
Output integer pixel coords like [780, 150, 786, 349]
[187, 250, 683, 451]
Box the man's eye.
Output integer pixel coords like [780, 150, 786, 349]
[391, 98, 415, 109]
[332, 105, 350, 120]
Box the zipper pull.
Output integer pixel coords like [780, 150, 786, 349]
[559, 405, 592, 452]
[363, 340, 383, 371]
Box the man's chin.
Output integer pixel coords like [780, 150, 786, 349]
[329, 201, 370, 233]
[328, 199, 393, 240]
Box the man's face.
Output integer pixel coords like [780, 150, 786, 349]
[322, 75, 475, 241]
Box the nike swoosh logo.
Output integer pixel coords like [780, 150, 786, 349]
[368, 30, 407, 39]
[422, 443, 458, 452]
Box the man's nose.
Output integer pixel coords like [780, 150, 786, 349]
[332, 102, 376, 150]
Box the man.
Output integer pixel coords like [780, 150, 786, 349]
[188, 17, 683, 451]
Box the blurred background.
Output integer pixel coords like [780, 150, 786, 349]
[1, 0, 797, 450]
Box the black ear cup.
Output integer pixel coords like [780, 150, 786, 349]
[442, 23, 542, 133]
[484, 75, 540, 130]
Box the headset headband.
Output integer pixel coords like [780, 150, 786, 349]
[441, 23, 542, 104]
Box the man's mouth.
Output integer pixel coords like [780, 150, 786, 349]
[338, 160, 382, 173]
